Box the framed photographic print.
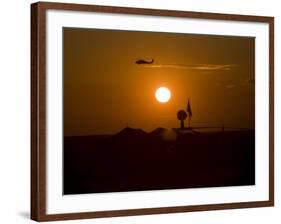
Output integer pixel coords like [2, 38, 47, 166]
[31, 1, 274, 221]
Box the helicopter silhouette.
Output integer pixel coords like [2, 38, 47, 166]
[135, 58, 154, 65]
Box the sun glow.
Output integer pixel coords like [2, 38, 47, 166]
[155, 87, 171, 103]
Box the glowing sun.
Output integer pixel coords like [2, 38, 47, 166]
[155, 87, 171, 103]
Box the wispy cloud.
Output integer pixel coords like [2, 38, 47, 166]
[223, 78, 254, 90]
[140, 63, 235, 71]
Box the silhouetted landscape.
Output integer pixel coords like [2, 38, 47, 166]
[63, 28, 255, 195]
[64, 127, 255, 194]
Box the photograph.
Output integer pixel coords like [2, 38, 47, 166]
[63, 28, 255, 195]
[31, 2, 274, 220]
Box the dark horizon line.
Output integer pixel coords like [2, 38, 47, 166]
[64, 126, 255, 137]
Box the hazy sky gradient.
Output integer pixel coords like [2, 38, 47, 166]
[64, 28, 255, 136]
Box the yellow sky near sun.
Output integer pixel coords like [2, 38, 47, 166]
[63, 28, 255, 136]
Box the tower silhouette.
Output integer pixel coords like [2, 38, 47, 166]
[177, 110, 187, 130]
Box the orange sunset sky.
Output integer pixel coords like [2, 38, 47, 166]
[63, 28, 255, 136]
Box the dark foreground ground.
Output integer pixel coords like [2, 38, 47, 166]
[64, 127, 255, 194]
